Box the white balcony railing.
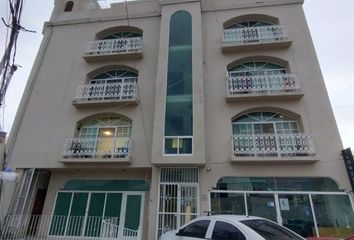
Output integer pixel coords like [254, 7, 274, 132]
[86, 37, 142, 55]
[233, 133, 315, 157]
[1, 215, 141, 240]
[223, 25, 288, 44]
[227, 72, 300, 95]
[63, 137, 131, 158]
[101, 217, 141, 239]
[73, 79, 138, 103]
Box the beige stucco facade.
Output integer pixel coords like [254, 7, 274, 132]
[4, 0, 353, 239]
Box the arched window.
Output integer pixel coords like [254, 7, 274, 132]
[228, 61, 286, 77]
[232, 111, 299, 136]
[85, 26, 143, 57]
[64, 1, 74, 12]
[90, 69, 138, 84]
[231, 111, 314, 157]
[72, 68, 138, 104]
[223, 15, 287, 44]
[95, 26, 143, 40]
[79, 116, 132, 139]
[225, 20, 273, 29]
[101, 31, 141, 40]
[64, 116, 132, 158]
[226, 59, 300, 96]
[79, 116, 132, 156]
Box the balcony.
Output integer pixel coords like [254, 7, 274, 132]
[232, 133, 317, 163]
[226, 72, 303, 101]
[83, 37, 143, 62]
[1, 215, 141, 240]
[72, 80, 138, 107]
[62, 137, 131, 163]
[222, 25, 292, 52]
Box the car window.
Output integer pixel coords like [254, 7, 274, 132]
[212, 221, 246, 240]
[240, 219, 303, 240]
[177, 220, 210, 239]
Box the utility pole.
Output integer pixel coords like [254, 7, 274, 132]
[0, 0, 26, 107]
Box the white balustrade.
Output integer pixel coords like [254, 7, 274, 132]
[223, 25, 288, 43]
[101, 218, 141, 240]
[227, 72, 300, 95]
[86, 37, 142, 55]
[74, 79, 138, 103]
[1, 215, 125, 240]
[1, 215, 141, 239]
[232, 133, 315, 157]
[63, 137, 131, 158]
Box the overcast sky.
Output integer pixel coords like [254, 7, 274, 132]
[1, 0, 353, 148]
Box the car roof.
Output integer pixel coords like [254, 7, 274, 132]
[197, 215, 265, 222]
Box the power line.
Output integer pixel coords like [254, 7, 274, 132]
[0, 0, 35, 112]
[333, 105, 354, 109]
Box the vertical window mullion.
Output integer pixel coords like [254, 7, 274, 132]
[64, 192, 74, 236]
[81, 193, 91, 237]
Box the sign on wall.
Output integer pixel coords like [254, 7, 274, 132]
[342, 148, 354, 191]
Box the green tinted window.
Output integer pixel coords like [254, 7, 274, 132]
[85, 193, 105, 237]
[67, 193, 88, 236]
[217, 177, 341, 192]
[50, 192, 72, 235]
[105, 193, 122, 218]
[164, 11, 193, 154]
[124, 195, 142, 231]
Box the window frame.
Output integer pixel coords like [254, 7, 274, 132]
[176, 220, 211, 239]
[232, 112, 300, 136]
[50, 190, 145, 238]
[211, 220, 247, 240]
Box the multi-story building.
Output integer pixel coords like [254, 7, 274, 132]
[3, 0, 354, 239]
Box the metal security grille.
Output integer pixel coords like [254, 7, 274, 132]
[10, 169, 36, 216]
[157, 168, 199, 239]
[160, 168, 199, 183]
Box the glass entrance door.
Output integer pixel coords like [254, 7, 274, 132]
[247, 193, 277, 222]
[278, 194, 315, 238]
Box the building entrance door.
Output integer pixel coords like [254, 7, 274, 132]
[278, 194, 315, 237]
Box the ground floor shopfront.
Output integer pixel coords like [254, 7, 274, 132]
[2, 168, 354, 240]
[209, 177, 354, 238]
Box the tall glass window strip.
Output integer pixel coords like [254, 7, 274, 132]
[164, 11, 193, 155]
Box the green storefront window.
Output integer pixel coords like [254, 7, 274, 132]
[105, 193, 122, 219]
[124, 195, 142, 232]
[51, 180, 147, 237]
[66, 192, 88, 236]
[217, 177, 341, 192]
[85, 193, 105, 237]
[50, 192, 72, 236]
[313, 195, 354, 238]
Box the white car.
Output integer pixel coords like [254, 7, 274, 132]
[160, 215, 306, 240]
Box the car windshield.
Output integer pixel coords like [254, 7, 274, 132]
[240, 219, 304, 240]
